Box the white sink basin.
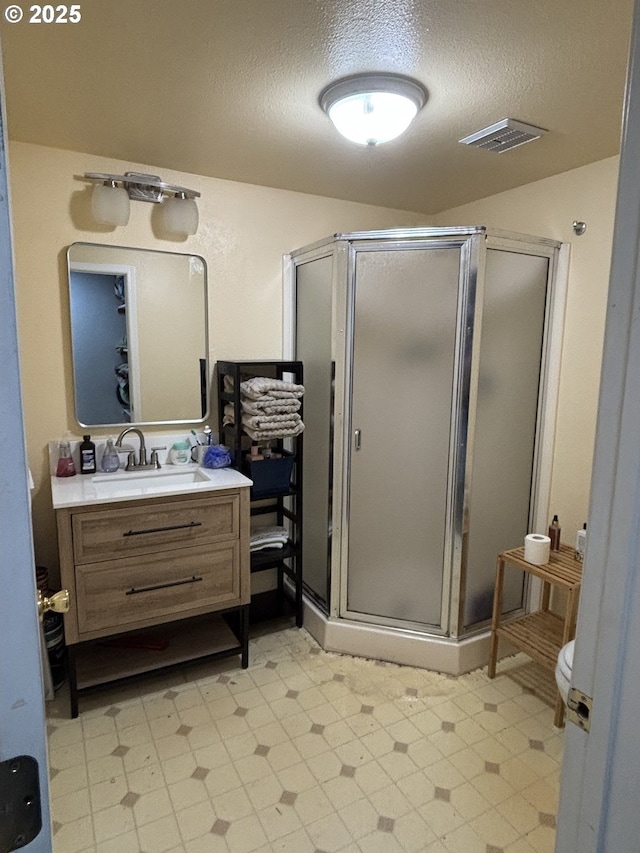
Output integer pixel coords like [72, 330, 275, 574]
[92, 467, 210, 497]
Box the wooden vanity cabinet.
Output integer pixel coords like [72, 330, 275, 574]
[56, 487, 250, 717]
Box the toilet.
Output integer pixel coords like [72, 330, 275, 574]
[555, 639, 575, 705]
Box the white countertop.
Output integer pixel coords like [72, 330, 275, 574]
[51, 464, 252, 510]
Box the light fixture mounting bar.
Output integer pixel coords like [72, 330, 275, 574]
[83, 171, 201, 202]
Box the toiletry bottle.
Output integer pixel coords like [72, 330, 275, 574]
[548, 514, 561, 551]
[79, 434, 97, 474]
[55, 439, 76, 477]
[575, 522, 587, 561]
[100, 438, 120, 473]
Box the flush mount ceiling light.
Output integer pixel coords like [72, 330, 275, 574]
[320, 73, 427, 146]
[83, 172, 201, 235]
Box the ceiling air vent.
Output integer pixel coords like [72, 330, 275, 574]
[459, 118, 547, 153]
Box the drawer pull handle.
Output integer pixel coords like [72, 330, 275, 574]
[125, 576, 204, 595]
[123, 521, 202, 537]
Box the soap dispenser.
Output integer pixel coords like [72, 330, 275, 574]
[55, 439, 76, 478]
[100, 438, 120, 473]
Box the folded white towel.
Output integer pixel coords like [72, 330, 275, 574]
[244, 421, 305, 440]
[223, 374, 305, 400]
[243, 412, 302, 431]
[242, 398, 301, 416]
[222, 405, 305, 438]
[241, 376, 304, 401]
[223, 401, 301, 426]
[250, 525, 289, 551]
[250, 541, 286, 552]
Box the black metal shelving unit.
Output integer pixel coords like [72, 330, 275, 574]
[216, 360, 304, 627]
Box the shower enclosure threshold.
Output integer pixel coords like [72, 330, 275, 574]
[301, 594, 494, 676]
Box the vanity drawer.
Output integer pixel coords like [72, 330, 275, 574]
[75, 543, 241, 635]
[72, 494, 239, 564]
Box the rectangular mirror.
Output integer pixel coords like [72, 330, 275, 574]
[67, 242, 208, 427]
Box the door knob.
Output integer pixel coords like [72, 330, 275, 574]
[37, 589, 70, 621]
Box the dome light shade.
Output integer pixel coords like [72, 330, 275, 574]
[162, 194, 199, 236]
[320, 73, 427, 146]
[91, 181, 130, 226]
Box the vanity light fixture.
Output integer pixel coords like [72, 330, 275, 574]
[83, 172, 201, 235]
[319, 73, 428, 146]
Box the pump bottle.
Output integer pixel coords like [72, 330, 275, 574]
[575, 523, 587, 561]
[548, 514, 561, 551]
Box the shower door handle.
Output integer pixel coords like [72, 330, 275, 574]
[354, 429, 362, 451]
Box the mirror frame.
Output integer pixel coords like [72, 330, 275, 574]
[67, 242, 209, 428]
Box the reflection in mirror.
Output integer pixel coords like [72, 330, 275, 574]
[67, 243, 208, 427]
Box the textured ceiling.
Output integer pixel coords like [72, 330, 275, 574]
[0, 0, 634, 214]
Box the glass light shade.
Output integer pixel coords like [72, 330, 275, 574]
[327, 91, 419, 146]
[91, 183, 130, 226]
[162, 195, 199, 235]
[321, 74, 427, 146]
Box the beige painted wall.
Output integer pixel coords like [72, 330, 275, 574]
[8, 141, 427, 576]
[10, 141, 619, 581]
[435, 156, 620, 544]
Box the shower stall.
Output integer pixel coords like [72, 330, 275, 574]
[285, 227, 564, 672]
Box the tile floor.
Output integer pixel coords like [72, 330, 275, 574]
[46, 622, 564, 853]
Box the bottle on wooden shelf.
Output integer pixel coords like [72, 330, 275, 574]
[575, 522, 587, 561]
[548, 514, 561, 551]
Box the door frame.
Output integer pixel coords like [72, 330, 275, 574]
[0, 43, 52, 852]
[68, 259, 140, 422]
[556, 0, 640, 848]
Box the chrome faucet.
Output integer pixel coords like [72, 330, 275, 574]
[115, 427, 162, 471]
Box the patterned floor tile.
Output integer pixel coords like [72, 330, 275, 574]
[47, 625, 563, 853]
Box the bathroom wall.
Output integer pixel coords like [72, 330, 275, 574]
[434, 156, 620, 542]
[9, 141, 619, 579]
[8, 141, 427, 576]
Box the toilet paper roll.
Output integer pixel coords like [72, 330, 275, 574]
[524, 533, 551, 565]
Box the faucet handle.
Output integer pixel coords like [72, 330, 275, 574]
[126, 450, 136, 471]
[150, 446, 166, 469]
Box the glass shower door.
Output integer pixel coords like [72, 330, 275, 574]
[462, 248, 550, 630]
[295, 255, 334, 609]
[345, 245, 462, 629]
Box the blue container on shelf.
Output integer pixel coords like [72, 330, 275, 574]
[244, 450, 295, 499]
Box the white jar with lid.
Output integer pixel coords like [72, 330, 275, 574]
[169, 441, 190, 465]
